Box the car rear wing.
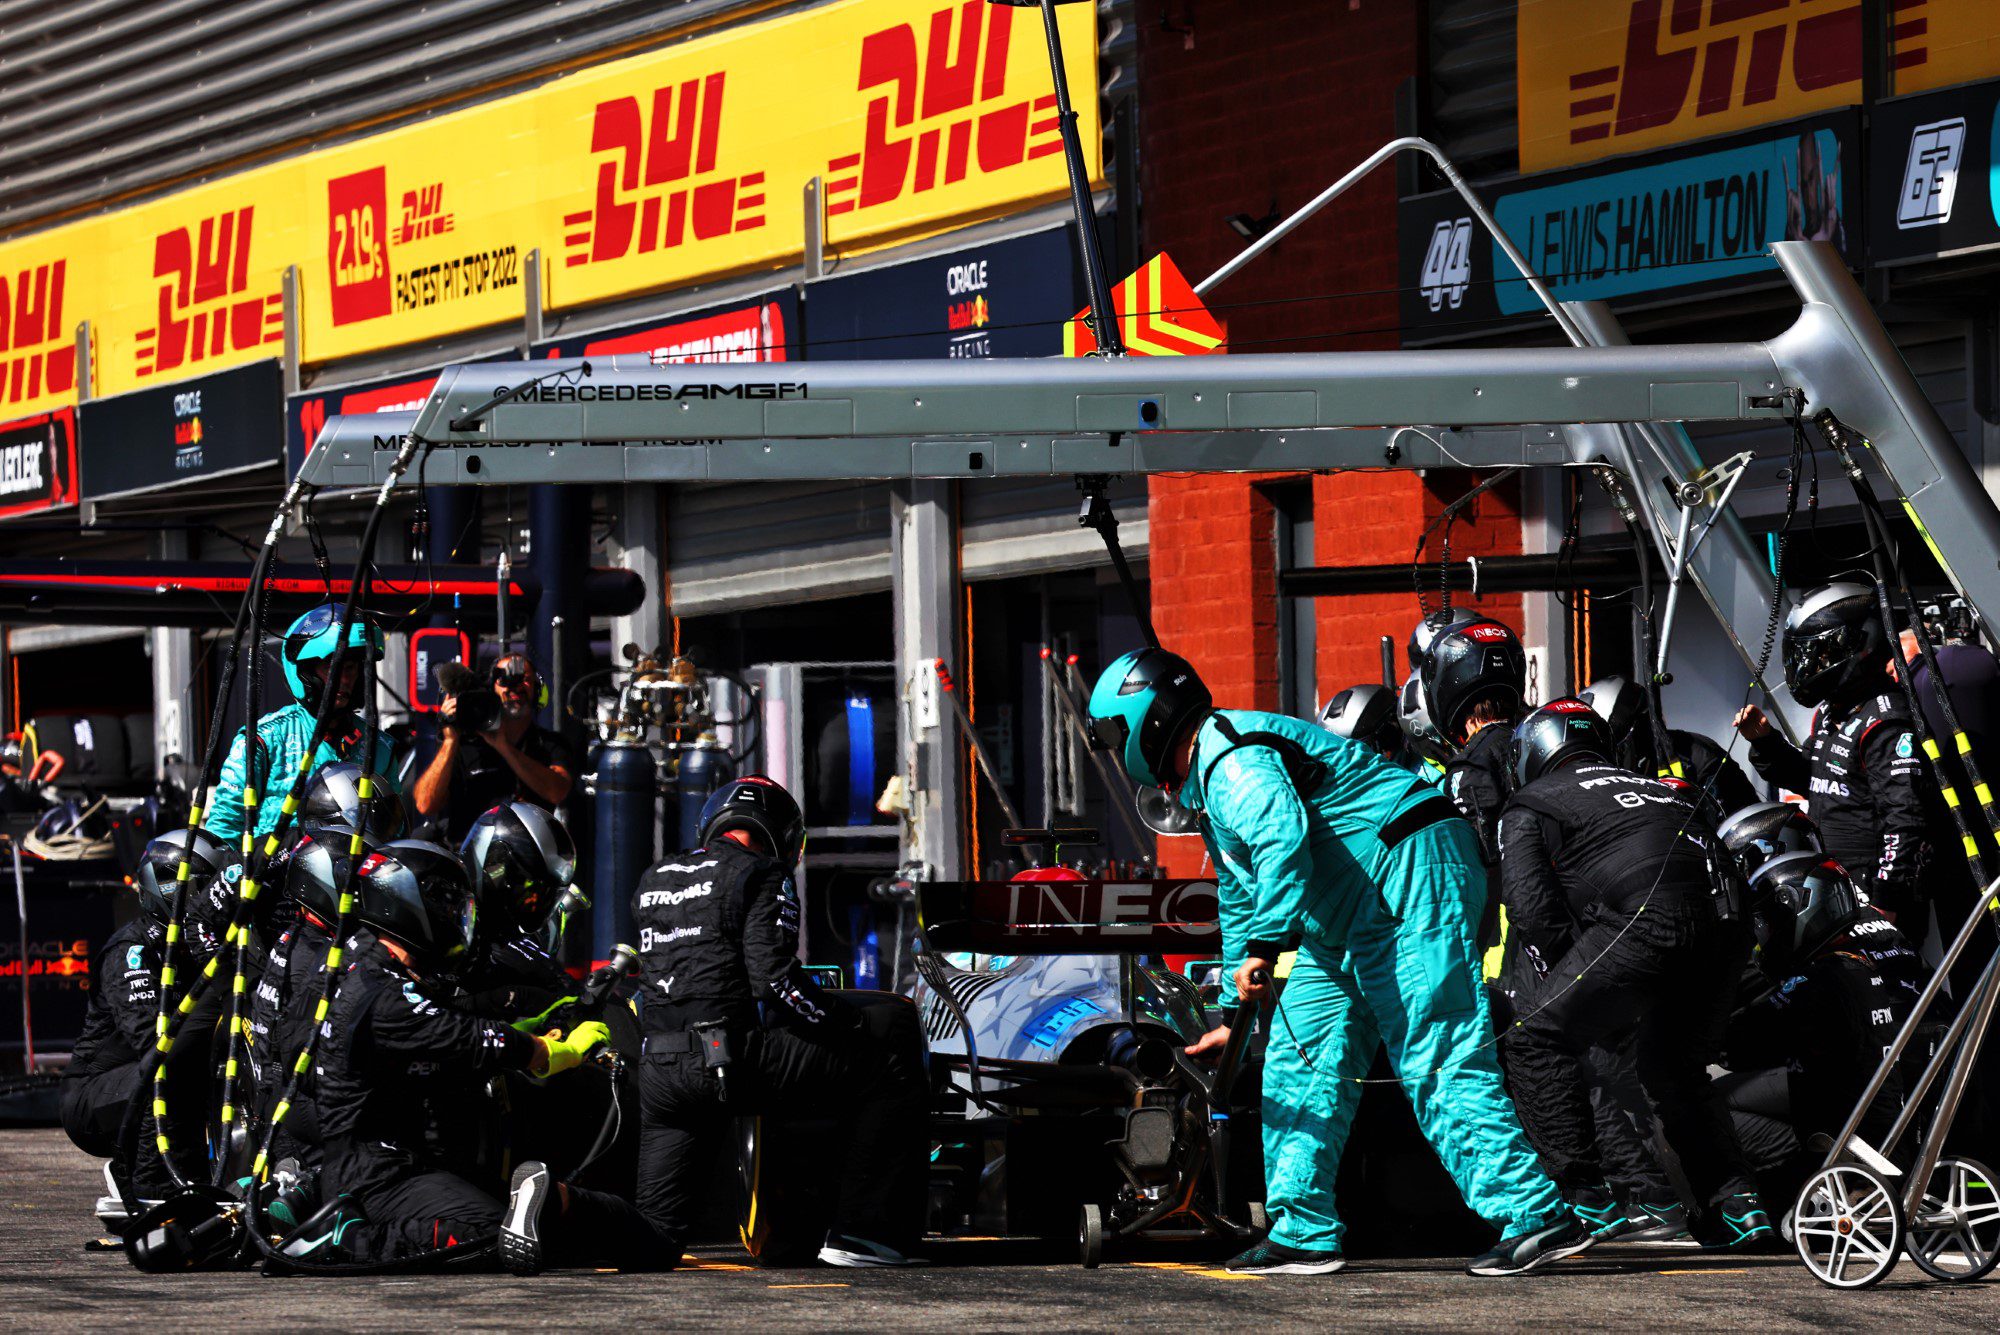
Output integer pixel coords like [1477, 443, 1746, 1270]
[916, 878, 1219, 955]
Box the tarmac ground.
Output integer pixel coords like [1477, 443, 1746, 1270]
[4, 1126, 1997, 1331]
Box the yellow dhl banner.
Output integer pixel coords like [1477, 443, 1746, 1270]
[1518, 0, 2000, 173]
[0, 0, 1099, 413]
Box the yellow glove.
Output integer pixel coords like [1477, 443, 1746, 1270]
[539, 1020, 611, 1077]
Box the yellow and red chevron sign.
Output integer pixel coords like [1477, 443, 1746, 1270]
[1064, 252, 1225, 357]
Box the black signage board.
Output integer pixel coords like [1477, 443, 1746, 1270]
[80, 358, 283, 501]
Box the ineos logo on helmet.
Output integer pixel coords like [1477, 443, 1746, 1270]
[1511, 696, 1615, 788]
[1419, 617, 1526, 743]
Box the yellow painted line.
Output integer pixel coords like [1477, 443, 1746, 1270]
[1188, 1268, 1263, 1281]
[769, 1283, 851, 1289]
[1658, 1268, 1748, 1275]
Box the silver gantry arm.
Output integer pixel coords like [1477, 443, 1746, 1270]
[298, 240, 2000, 636]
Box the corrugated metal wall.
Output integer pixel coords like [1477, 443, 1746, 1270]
[667, 479, 893, 613]
[1425, 0, 1517, 181]
[1, 0, 1135, 237]
[0, 0, 805, 234]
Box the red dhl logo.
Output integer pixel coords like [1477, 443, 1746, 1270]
[826, 0, 1061, 219]
[0, 260, 76, 406]
[565, 72, 767, 268]
[1563, 0, 1887, 152]
[395, 183, 455, 245]
[137, 207, 283, 378]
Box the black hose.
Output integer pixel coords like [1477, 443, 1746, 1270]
[1816, 414, 1996, 893]
[117, 513, 288, 1214]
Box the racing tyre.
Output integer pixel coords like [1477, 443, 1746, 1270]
[1906, 1157, 2000, 1282]
[1793, 1164, 1903, 1289]
[1080, 1204, 1104, 1269]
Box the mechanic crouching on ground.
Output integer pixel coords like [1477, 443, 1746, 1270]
[413, 653, 576, 843]
[299, 840, 651, 1272]
[61, 829, 234, 1215]
[630, 776, 929, 1268]
[1088, 648, 1591, 1277]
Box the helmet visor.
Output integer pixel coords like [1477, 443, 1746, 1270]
[1783, 624, 1851, 695]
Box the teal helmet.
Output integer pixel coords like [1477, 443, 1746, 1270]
[1087, 649, 1212, 788]
[281, 603, 385, 709]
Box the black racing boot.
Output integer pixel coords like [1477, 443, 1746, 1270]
[499, 1161, 553, 1276]
[1466, 1214, 1598, 1277]
[1696, 1192, 1780, 1252]
[1224, 1238, 1347, 1275]
[1622, 1198, 1692, 1244]
[1566, 1184, 1629, 1240]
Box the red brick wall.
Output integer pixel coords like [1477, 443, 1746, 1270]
[1138, 2, 1523, 872]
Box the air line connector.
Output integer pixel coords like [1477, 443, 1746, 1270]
[1814, 411, 1869, 483]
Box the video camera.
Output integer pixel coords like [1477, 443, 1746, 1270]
[434, 662, 502, 737]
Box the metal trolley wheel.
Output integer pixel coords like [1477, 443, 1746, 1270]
[1079, 1204, 1105, 1270]
[1906, 1157, 2000, 1282]
[1793, 1164, 1905, 1289]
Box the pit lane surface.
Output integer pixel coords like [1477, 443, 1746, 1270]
[4, 1128, 1994, 1330]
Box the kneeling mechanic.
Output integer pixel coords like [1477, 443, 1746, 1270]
[304, 840, 651, 1272]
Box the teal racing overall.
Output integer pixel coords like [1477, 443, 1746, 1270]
[203, 703, 400, 854]
[1184, 709, 1563, 1252]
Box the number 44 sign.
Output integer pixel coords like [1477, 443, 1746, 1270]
[1419, 217, 1473, 314]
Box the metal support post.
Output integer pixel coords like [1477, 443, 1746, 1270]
[150, 530, 196, 781]
[609, 483, 667, 659]
[892, 480, 963, 879]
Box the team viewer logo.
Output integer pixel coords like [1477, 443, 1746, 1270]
[1897, 117, 1965, 230]
[825, 1, 1062, 220]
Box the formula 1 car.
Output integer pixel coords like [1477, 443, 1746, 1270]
[908, 855, 1265, 1265]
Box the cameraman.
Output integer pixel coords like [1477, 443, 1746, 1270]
[414, 654, 576, 840]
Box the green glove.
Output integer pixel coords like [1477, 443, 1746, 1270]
[509, 995, 580, 1036]
[539, 1020, 611, 1077]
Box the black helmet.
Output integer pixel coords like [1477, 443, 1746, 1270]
[1716, 802, 1822, 881]
[354, 840, 477, 971]
[299, 763, 408, 847]
[1397, 670, 1452, 764]
[132, 827, 233, 934]
[1748, 852, 1864, 975]
[1421, 618, 1526, 742]
[1511, 697, 1614, 788]
[279, 834, 358, 926]
[1408, 607, 1482, 671]
[459, 802, 577, 936]
[1319, 684, 1401, 758]
[1783, 581, 1886, 707]
[1086, 648, 1215, 789]
[697, 776, 806, 864]
[1580, 675, 1646, 747]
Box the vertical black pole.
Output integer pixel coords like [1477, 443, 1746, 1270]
[528, 485, 588, 732]
[1036, 0, 1123, 355]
